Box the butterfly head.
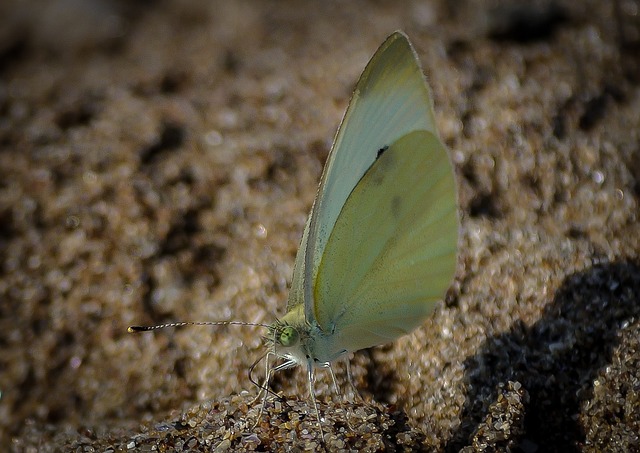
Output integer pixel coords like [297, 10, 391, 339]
[266, 322, 301, 364]
[265, 304, 316, 367]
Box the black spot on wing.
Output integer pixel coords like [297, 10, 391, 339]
[376, 145, 389, 160]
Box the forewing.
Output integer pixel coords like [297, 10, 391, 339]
[294, 32, 438, 320]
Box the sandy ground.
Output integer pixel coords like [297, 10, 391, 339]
[1, 0, 639, 451]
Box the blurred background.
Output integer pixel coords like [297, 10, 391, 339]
[1, 1, 639, 451]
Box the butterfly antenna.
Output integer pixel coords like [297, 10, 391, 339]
[128, 320, 271, 332]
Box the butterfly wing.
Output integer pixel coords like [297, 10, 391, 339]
[314, 130, 458, 352]
[287, 213, 310, 312]
[287, 32, 440, 322]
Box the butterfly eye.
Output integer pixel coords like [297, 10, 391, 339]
[278, 326, 299, 347]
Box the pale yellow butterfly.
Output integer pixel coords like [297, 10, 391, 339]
[130, 30, 459, 433]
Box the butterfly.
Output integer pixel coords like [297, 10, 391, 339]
[130, 30, 459, 434]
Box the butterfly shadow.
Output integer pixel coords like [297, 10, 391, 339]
[447, 260, 640, 452]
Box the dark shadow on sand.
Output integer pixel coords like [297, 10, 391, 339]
[448, 260, 640, 451]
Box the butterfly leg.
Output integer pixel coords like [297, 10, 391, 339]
[307, 361, 326, 441]
[325, 361, 360, 431]
[345, 355, 365, 403]
[327, 363, 340, 396]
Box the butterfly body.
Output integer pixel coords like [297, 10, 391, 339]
[264, 33, 459, 385]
